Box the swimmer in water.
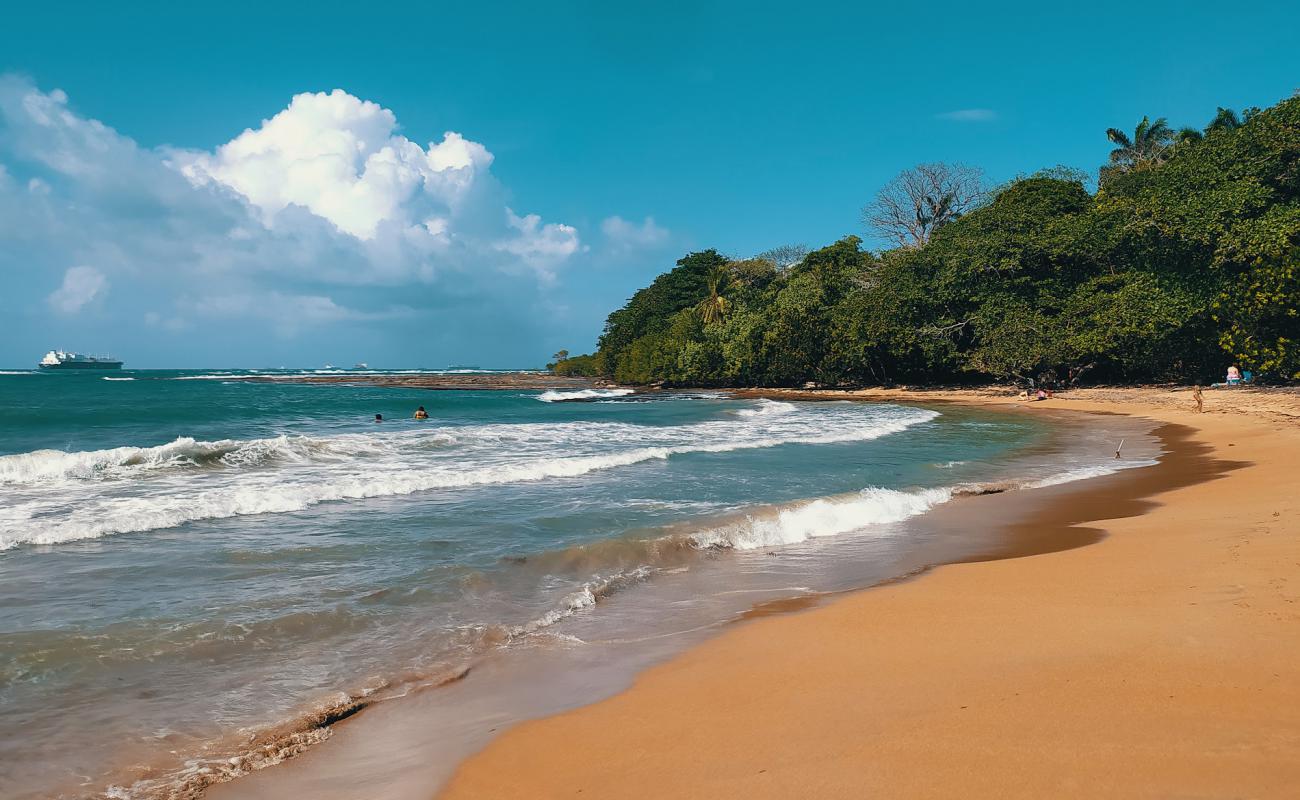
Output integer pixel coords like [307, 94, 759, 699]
[375, 413, 383, 422]
[414, 406, 429, 420]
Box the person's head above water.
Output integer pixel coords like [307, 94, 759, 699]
[417, 406, 425, 412]
[375, 413, 383, 422]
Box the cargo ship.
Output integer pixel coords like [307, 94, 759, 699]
[38, 350, 124, 370]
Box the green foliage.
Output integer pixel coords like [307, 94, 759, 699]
[1104, 116, 1174, 178]
[551, 353, 602, 377]
[1212, 206, 1300, 377]
[587, 93, 1300, 386]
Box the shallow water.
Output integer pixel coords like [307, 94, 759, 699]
[0, 371, 1154, 798]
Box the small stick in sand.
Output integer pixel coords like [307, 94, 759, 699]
[1115, 438, 1125, 459]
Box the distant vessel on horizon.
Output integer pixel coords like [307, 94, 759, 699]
[39, 350, 123, 370]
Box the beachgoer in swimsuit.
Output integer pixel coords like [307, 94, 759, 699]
[414, 406, 429, 420]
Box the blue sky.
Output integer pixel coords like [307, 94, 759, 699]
[1, 0, 1297, 368]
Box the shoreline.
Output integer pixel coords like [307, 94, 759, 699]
[431, 388, 1300, 799]
[213, 398, 1137, 800]
[205, 393, 1184, 800]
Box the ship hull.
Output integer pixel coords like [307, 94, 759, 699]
[39, 361, 123, 370]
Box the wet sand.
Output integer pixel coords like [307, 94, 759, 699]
[438, 388, 1300, 799]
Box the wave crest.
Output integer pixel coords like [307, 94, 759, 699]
[537, 388, 635, 402]
[689, 486, 954, 550]
[1, 403, 941, 549]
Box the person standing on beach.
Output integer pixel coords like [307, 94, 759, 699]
[1193, 386, 1203, 413]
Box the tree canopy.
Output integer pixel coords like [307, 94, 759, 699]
[572, 93, 1300, 387]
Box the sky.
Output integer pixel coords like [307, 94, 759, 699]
[1, 1, 1297, 369]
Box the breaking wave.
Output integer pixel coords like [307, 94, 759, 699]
[536, 388, 635, 402]
[689, 486, 955, 550]
[735, 399, 797, 418]
[0, 403, 940, 549]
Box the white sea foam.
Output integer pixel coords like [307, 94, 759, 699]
[735, 399, 796, 418]
[0, 403, 941, 549]
[690, 486, 955, 550]
[501, 566, 657, 639]
[102, 376, 135, 381]
[0, 370, 37, 375]
[1026, 462, 1155, 488]
[536, 388, 635, 402]
[0, 435, 379, 485]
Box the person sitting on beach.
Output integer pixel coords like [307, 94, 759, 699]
[375, 413, 384, 422]
[414, 406, 429, 420]
[1035, 388, 1048, 401]
[1226, 365, 1242, 385]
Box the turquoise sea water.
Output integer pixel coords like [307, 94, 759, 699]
[0, 370, 1147, 798]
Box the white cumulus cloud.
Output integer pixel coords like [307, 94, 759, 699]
[175, 90, 494, 241]
[47, 265, 107, 313]
[496, 209, 582, 279]
[0, 76, 601, 362]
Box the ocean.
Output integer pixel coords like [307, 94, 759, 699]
[0, 370, 1157, 799]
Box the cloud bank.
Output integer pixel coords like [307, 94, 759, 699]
[0, 76, 669, 366]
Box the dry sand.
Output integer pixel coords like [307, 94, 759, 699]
[438, 386, 1300, 799]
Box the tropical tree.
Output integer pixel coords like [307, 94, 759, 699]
[1206, 106, 1244, 134]
[694, 266, 732, 325]
[1173, 108, 1248, 148]
[597, 249, 727, 378]
[590, 93, 1300, 388]
[1105, 116, 1174, 171]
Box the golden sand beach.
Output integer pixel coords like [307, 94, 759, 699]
[437, 387, 1300, 799]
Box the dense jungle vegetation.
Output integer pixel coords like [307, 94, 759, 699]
[557, 95, 1300, 386]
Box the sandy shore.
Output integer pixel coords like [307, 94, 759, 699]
[439, 387, 1300, 799]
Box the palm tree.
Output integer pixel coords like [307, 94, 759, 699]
[1105, 116, 1174, 171]
[695, 267, 732, 326]
[1205, 107, 1243, 134]
[1175, 126, 1203, 145]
